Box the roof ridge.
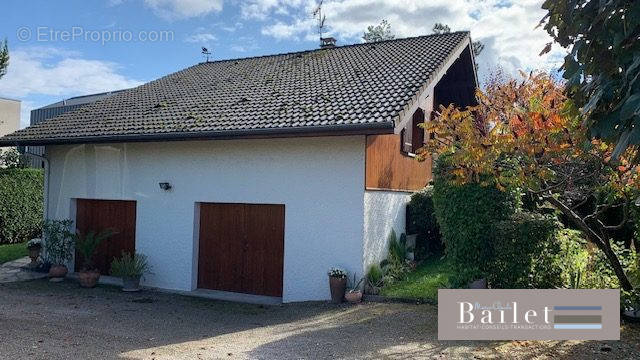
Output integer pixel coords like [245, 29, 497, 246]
[195, 31, 471, 66]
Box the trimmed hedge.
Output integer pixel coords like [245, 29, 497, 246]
[490, 212, 562, 288]
[406, 186, 442, 259]
[0, 168, 44, 244]
[432, 156, 518, 286]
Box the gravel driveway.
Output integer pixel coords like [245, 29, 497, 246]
[0, 280, 638, 359]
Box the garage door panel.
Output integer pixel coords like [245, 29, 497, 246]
[75, 199, 136, 275]
[198, 203, 284, 297]
[198, 203, 245, 294]
[244, 204, 284, 297]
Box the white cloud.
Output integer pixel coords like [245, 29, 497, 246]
[221, 22, 244, 32]
[143, 0, 223, 20]
[262, 21, 308, 40]
[185, 32, 217, 44]
[0, 47, 143, 126]
[0, 47, 143, 98]
[247, 0, 566, 80]
[241, 0, 308, 20]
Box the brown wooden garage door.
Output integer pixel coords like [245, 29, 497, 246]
[75, 199, 137, 275]
[198, 203, 285, 297]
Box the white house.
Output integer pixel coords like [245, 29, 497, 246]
[0, 33, 477, 303]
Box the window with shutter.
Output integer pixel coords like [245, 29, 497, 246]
[400, 108, 426, 155]
[400, 124, 412, 154]
[411, 109, 425, 154]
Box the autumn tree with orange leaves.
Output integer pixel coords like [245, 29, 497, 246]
[419, 72, 638, 291]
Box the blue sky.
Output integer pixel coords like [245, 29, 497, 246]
[0, 0, 564, 128]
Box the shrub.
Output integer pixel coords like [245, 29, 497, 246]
[0, 168, 44, 244]
[365, 264, 384, 294]
[42, 219, 75, 266]
[366, 264, 383, 287]
[554, 229, 590, 288]
[406, 186, 442, 259]
[110, 252, 151, 278]
[380, 230, 414, 285]
[490, 212, 561, 288]
[432, 157, 517, 286]
[550, 229, 637, 290]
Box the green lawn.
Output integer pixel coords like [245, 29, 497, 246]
[380, 256, 453, 303]
[0, 242, 28, 264]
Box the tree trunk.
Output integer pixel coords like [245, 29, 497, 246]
[599, 244, 634, 291]
[545, 196, 634, 291]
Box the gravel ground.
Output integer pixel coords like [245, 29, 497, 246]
[0, 279, 638, 360]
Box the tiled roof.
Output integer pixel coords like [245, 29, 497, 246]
[0, 32, 470, 145]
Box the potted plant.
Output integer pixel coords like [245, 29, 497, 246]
[26, 238, 42, 266]
[328, 267, 348, 303]
[42, 219, 75, 282]
[75, 229, 114, 288]
[110, 252, 151, 292]
[345, 273, 363, 304]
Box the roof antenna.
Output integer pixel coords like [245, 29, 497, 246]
[313, 1, 336, 48]
[201, 47, 212, 62]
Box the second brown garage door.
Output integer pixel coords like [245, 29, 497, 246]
[198, 203, 285, 297]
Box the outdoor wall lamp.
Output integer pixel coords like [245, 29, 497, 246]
[159, 182, 172, 191]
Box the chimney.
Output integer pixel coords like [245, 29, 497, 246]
[320, 37, 337, 48]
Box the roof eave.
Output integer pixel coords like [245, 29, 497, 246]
[0, 122, 394, 147]
[392, 33, 473, 133]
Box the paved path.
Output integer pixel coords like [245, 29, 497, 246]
[0, 257, 48, 283]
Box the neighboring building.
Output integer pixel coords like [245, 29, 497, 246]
[0, 97, 20, 144]
[25, 90, 126, 167]
[0, 33, 477, 303]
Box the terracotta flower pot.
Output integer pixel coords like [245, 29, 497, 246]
[78, 270, 101, 288]
[329, 276, 347, 303]
[345, 290, 362, 304]
[48, 265, 68, 282]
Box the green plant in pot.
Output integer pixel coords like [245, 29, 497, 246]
[42, 219, 75, 282]
[328, 267, 347, 303]
[110, 252, 151, 292]
[26, 238, 42, 267]
[75, 229, 114, 288]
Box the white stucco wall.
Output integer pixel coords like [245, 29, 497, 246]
[363, 190, 411, 272]
[46, 136, 366, 302]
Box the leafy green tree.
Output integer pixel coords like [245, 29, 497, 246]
[0, 148, 28, 169]
[363, 19, 395, 43]
[431, 23, 451, 35]
[0, 39, 8, 79]
[539, 1, 640, 159]
[432, 22, 484, 57]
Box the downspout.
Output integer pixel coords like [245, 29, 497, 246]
[24, 153, 49, 220]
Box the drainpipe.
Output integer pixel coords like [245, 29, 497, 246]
[24, 153, 49, 220]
